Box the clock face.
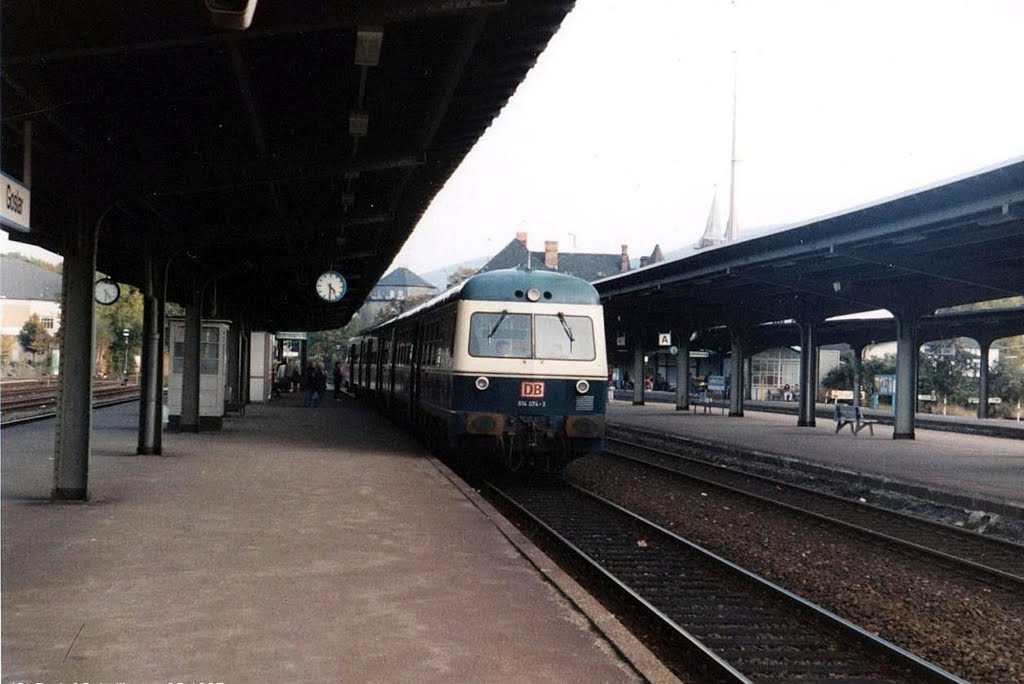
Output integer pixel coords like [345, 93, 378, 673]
[94, 278, 120, 305]
[315, 271, 347, 303]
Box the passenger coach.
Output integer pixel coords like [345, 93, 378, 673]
[349, 267, 608, 471]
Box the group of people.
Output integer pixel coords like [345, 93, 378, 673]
[274, 359, 346, 407]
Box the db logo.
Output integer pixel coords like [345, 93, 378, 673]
[521, 381, 545, 398]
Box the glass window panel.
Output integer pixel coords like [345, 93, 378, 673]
[469, 312, 532, 358]
[535, 315, 595, 360]
[171, 341, 184, 373]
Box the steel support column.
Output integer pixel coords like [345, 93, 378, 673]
[181, 289, 202, 432]
[729, 328, 744, 417]
[893, 312, 920, 439]
[977, 338, 992, 419]
[239, 319, 251, 407]
[153, 293, 165, 453]
[675, 332, 690, 411]
[798, 320, 817, 427]
[137, 251, 161, 454]
[52, 211, 98, 500]
[851, 344, 865, 412]
[632, 332, 644, 406]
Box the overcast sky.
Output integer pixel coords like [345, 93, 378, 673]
[6, 0, 1024, 274]
[387, 0, 1024, 274]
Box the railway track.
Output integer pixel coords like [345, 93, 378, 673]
[0, 380, 140, 423]
[487, 477, 965, 683]
[603, 436, 1024, 587]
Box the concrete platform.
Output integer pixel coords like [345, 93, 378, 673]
[2, 397, 672, 683]
[607, 400, 1024, 517]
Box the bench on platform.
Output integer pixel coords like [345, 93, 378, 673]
[834, 403, 877, 435]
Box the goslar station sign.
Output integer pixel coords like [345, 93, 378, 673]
[1, 172, 31, 233]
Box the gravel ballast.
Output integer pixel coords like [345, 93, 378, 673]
[567, 453, 1024, 683]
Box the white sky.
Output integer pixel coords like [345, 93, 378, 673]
[7, 0, 1024, 274]
[389, 0, 1024, 273]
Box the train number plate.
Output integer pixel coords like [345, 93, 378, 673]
[521, 381, 545, 398]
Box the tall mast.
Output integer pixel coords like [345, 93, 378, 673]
[724, 47, 738, 243]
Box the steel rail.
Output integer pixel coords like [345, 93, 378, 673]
[1, 389, 140, 426]
[603, 435, 1024, 587]
[487, 478, 966, 683]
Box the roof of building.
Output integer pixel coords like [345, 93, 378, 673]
[376, 267, 437, 290]
[0, 255, 62, 302]
[479, 237, 627, 282]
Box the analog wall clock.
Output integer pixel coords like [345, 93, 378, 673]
[94, 278, 120, 305]
[315, 270, 347, 303]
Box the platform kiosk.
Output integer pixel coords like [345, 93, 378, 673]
[166, 318, 231, 430]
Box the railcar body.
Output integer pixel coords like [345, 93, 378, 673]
[349, 267, 607, 471]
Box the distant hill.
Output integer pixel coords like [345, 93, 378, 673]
[420, 256, 490, 290]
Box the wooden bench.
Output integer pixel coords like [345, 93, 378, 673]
[834, 404, 877, 435]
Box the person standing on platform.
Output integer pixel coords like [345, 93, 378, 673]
[304, 361, 316, 407]
[311, 362, 327, 407]
[333, 361, 344, 401]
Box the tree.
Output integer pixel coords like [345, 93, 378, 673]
[918, 339, 977, 407]
[18, 314, 53, 366]
[94, 284, 144, 377]
[821, 351, 895, 398]
[446, 266, 477, 288]
[1, 336, 15, 372]
[989, 345, 1024, 418]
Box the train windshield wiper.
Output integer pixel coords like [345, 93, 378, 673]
[557, 312, 575, 348]
[487, 309, 509, 339]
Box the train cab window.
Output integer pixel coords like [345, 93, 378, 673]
[469, 312, 532, 358]
[535, 314, 596, 361]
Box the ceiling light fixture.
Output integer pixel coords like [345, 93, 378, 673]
[354, 27, 384, 66]
[349, 110, 369, 137]
[204, 0, 258, 30]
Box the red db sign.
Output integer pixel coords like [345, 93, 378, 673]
[521, 381, 545, 398]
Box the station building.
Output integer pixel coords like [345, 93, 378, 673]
[0, 254, 61, 369]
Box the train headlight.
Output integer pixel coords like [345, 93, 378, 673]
[575, 380, 590, 394]
[526, 288, 541, 302]
[475, 376, 490, 391]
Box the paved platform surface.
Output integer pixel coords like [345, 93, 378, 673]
[2, 397, 659, 684]
[614, 390, 1024, 439]
[607, 400, 1024, 512]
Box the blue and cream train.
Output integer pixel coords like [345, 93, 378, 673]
[348, 267, 607, 471]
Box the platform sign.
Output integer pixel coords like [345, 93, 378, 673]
[707, 375, 726, 392]
[1, 172, 30, 233]
[275, 331, 308, 340]
[658, 332, 671, 347]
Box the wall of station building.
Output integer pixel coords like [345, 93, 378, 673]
[613, 346, 840, 401]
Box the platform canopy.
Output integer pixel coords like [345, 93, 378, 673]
[1, 1, 573, 330]
[596, 158, 1024, 334]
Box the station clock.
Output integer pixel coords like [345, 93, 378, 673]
[315, 270, 347, 304]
